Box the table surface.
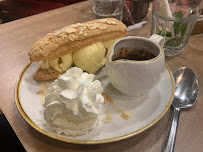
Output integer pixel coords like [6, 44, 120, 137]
[0, 1, 203, 152]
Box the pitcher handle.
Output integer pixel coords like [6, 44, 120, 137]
[149, 34, 165, 48]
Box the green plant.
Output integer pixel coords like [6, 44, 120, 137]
[165, 11, 188, 47]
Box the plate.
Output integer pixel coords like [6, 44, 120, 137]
[15, 62, 175, 144]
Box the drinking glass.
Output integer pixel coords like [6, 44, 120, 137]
[151, 0, 203, 56]
[88, 0, 126, 21]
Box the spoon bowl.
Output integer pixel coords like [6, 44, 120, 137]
[163, 67, 199, 152]
[173, 67, 199, 108]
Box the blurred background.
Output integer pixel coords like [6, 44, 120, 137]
[0, 0, 85, 23]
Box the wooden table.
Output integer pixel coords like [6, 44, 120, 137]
[0, 1, 203, 152]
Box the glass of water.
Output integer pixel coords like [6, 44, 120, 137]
[88, 0, 126, 21]
[151, 0, 203, 56]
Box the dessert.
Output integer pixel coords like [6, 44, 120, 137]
[73, 38, 120, 74]
[28, 18, 127, 81]
[43, 67, 104, 136]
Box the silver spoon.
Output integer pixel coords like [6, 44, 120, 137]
[163, 67, 199, 152]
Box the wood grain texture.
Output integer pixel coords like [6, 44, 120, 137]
[0, 1, 203, 152]
[191, 17, 203, 35]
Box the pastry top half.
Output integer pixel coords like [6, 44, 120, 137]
[28, 18, 127, 62]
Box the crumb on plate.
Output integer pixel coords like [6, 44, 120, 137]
[102, 109, 112, 123]
[102, 93, 114, 104]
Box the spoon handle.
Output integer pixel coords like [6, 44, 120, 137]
[163, 107, 180, 152]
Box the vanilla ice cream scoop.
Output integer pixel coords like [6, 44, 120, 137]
[73, 42, 106, 74]
[73, 38, 120, 74]
[44, 67, 104, 136]
[103, 38, 120, 50]
[40, 53, 73, 73]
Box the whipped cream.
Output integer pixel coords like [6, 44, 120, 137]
[44, 67, 104, 136]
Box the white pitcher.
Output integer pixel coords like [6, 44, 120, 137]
[105, 34, 165, 96]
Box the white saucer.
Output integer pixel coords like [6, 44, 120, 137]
[15, 62, 174, 144]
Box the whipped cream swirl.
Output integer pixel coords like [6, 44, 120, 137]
[44, 67, 104, 136]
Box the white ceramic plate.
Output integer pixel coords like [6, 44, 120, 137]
[15, 62, 174, 144]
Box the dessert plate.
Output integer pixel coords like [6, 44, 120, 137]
[15, 62, 175, 144]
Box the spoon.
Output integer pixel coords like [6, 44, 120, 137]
[163, 67, 199, 152]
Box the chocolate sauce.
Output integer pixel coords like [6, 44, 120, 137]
[112, 47, 156, 61]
